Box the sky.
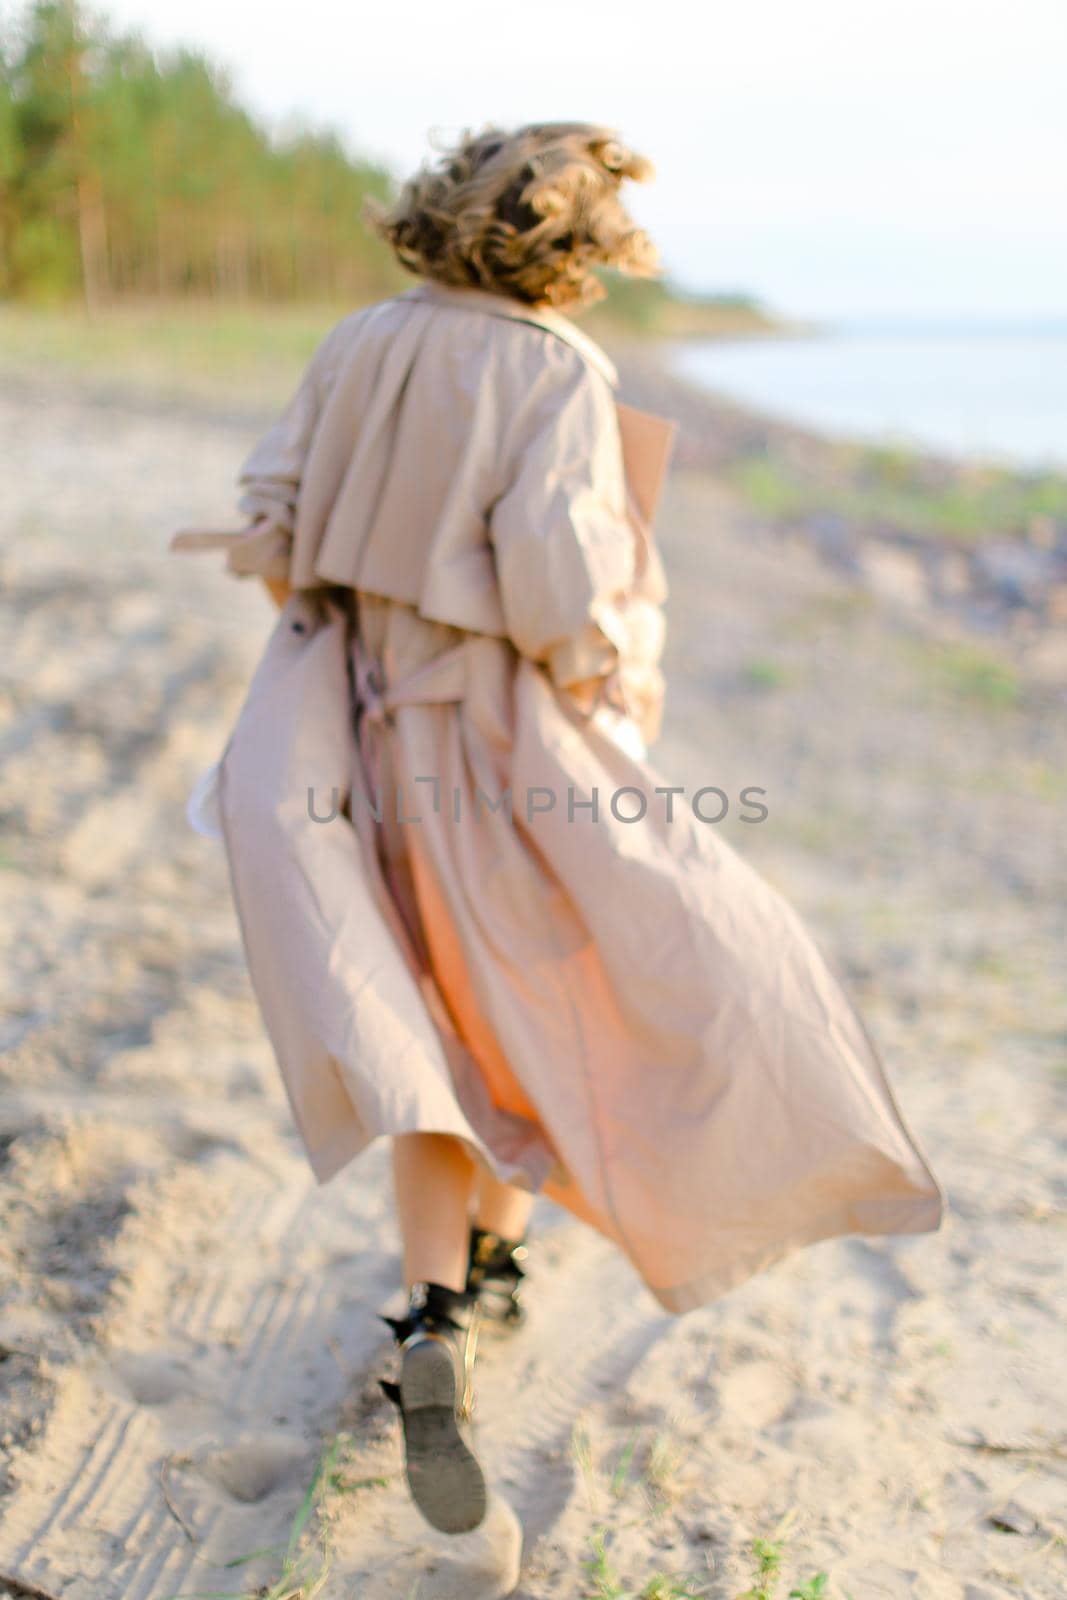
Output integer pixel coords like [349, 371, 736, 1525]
[84, 0, 1066, 321]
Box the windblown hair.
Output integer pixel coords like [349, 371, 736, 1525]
[363, 121, 662, 311]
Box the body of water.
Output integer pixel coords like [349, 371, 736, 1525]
[670, 324, 1067, 470]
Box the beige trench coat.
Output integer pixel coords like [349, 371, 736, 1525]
[172, 281, 945, 1314]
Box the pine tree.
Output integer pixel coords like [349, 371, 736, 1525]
[0, 0, 403, 303]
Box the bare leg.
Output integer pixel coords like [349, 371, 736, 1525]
[391, 1132, 475, 1293]
[471, 1161, 535, 1240]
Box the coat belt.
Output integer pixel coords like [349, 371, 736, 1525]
[347, 626, 472, 817]
[349, 634, 471, 729]
[344, 628, 474, 964]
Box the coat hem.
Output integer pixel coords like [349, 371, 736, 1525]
[307, 1122, 371, 1185]
[639, 1190, 946, 1315]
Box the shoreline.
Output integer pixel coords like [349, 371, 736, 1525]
[604, 335, 1067, 640]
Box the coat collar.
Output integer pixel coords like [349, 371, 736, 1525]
[398, 280, 620, 390]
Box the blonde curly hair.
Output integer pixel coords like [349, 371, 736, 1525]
[364, 121, 662, 311]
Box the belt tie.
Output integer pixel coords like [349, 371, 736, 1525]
[345, 625, 472, 964]
[347, 626, 471, 803]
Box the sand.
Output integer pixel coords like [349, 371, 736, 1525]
[0, 357, 1064, 1600]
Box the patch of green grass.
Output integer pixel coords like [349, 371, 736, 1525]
[582, 1525, 626, 1600]
[580, 1525, 708, 1600]
[733, 1509, 835, 1600]
[904, 636, 1022, 707]
[742, 657, 796, 691]
[731, 1512, 840, 1600]
[162, 1432, 382, 1600]
[325, 1466, 390, 1494]
[1023, 762, 1067, 802]
[572, 1416, 601, 1515]
[576, 1424, 709, 1599]
[967, 947, 1017, 980]
[736, 1533, 787, 1600]
[640, 1575, 708, 1599]
[772, 807, 874, 854]
[733, 457, 802, 520]
[0, 303, 343, 405]
[642, 1430, 684, 1507]
[788, 1578, 831, 1600]
[736, 1547, 831, 1600]
[611, 1427, 641, 1498]
[730, 449, 1067, 548]
[778, 590, 878, 642]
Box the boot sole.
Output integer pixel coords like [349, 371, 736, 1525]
[399, 1336, 488, 1534]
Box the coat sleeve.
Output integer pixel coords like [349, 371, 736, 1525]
[488, 343, 638, 687]
[224, 322, 345, 580]
[488, 341, 667, 742]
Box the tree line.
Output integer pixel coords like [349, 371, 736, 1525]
[0, 1, 406, 305]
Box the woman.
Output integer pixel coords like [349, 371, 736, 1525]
[172, 122, 944, 1538]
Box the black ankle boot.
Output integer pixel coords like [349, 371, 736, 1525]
[465, 1225, 529, 1327]
[378, 1281, 488, 1534]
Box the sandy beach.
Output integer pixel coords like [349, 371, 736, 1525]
[0, 335, 1064, 1599]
